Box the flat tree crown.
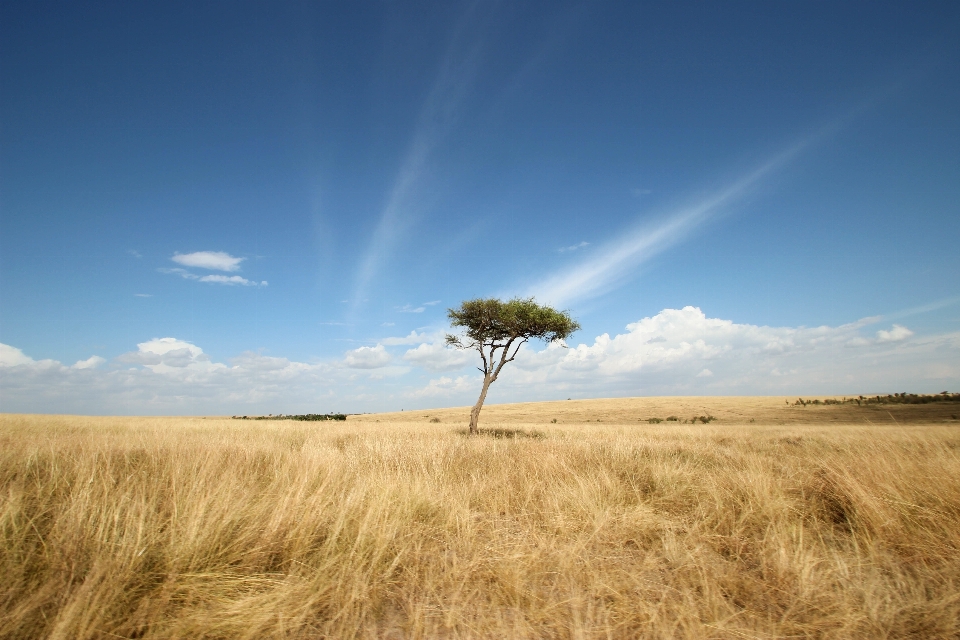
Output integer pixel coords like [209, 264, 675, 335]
[445, 298, 580, 347]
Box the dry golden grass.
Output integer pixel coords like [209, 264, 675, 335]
[2, 399, 960, 638]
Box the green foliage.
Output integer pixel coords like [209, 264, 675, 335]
[446, 297, 580, 348]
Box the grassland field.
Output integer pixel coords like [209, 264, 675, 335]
[2, 396, 960, 639]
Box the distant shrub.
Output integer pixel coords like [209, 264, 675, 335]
[551, 418, 557, 423]
[793, 393, 959, 407]
[429, 417, 441, 423]
[666, 416, 679, 422]
[647, 418, 662, 424]
[460, 427, 545, 439]
[233, 414, 347, 422]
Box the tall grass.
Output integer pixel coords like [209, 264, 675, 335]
[2, 414, 960, 638]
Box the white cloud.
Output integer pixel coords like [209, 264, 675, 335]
[171, 251, 244, 272]
[127, 249, 143, 258]
[410, 375, 476, 398]
[423, 300, 442, 306]
[118, 337, 225, 376]
[402, 342, 472, 372]
[397, 304, 426, 313]
[493, 307, 960, 397]
[344, 344, 392, 369]
[160, 268, 265, 287]
[876, 324, 913, 343]
[1, 307, 957, 416]
[382, 330, 440, 346]
[72, 356, 105, 370]
[0, 339, 342, 415]
[134, 293, 152, 298]
[198, 275, 266, 287]
[0, 343, 38, 367]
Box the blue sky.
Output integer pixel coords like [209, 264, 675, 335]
[2, 1, 959, 414]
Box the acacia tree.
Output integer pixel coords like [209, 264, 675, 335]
[446, 297, 580, 434]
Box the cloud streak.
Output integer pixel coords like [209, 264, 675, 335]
[527, 137, 815, 307]
[350, 9, 484, 311]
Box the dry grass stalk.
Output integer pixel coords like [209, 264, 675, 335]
[2, 411, 959, 638]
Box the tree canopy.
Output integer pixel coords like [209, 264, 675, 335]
[446, 297, 580, 433]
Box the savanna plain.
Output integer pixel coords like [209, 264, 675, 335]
[2, 396, 960, 639]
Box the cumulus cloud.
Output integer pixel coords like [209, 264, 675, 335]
[402, 342, 472, 372]
[494, 307, 960, 397]
[343, 344, 392, 369]
[409, 375, 476, 398]
[0, 339, 340, 415]
[1, 308, 957, 416]
[876, 324, 913, 343]
[0, 343, 35, 367]
[382, 330, 440, 346]
[72, 356, 106, 370]
[117, 338, 224, 375]
[171, 251, 244, 272]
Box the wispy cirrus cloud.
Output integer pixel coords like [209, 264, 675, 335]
[526, 138, 813, 307]
[172, 251, 244, 272]
[558, 241, 589, 253]
[350, 9, 485, 311]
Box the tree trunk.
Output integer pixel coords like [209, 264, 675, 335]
[468, 375, 493, 434]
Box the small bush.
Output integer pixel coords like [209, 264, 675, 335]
[460, 427, 545, 439]
[666, 416, 679, 422]
[647, 417, 662, 424]
[233, 414, 347, 421]
[429, 417, 441, 423]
